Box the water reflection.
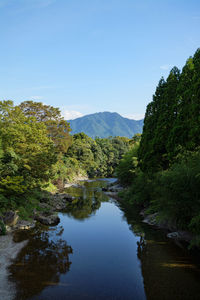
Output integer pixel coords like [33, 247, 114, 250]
[7, 179, 200, 300]
[118, 201, 200, 300]
[9, 226, 72, 300]
[64, 180, 109, 220]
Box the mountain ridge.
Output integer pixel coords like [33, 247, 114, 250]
[68, 111, 143, 138]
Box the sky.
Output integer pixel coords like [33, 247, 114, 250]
[0, 0, 200, 120]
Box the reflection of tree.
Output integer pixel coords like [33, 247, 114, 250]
[65, 183, 109, 220]
[137, 236, 146, 260]
[65, 195, 101, 220]
[9, 226, 73, 300]
[119, 201, 200, 300]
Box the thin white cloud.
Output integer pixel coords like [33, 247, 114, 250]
[160, 64, 172, 71]
[123, 114, 144, 120]
[61, 110, 84, 120]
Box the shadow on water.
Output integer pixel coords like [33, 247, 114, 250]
[118, 201, 200, 300]
[9, 225, 73, 300]
[7, 178, 200, 300]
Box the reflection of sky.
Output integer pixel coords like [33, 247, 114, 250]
[9, 178, 200, 300]
[57, 201, 146, 300]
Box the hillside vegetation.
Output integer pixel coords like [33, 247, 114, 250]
[0, 101, 133, 222]
[68, 112, 143, 138]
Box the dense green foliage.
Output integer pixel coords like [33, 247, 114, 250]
[0, 101, 72, 215]
[68, 112, 143, 138]
[0, 101, 131, 220]
[152, 151, 200, 230]
[66, 133, 131, 177]
[116, 141, 140, 186]
[0, 101, 57, 194]
[139, 49, 200, 173]
[19, 101, 72, 154]
[117, 48, 200, 242]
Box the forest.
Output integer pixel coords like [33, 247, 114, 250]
[117, 48, 200, 245]
[0, 100, 131, 221]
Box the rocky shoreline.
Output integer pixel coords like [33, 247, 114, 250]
[102, 183, 195, 246]
[1, 178, 196, 259]
[0, 182, 86, 300]
[141, 210, 194, 244]
[0, 192, 77, 235]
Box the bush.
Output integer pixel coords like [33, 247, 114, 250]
[119, 170, 152, 207]
[151, 151, 200, 229]
[116, 142, 139, 186]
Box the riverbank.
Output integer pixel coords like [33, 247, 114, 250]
[104, 183, 196, 247]
[0, 234, 28, 300]
[2, 178, 200, 300]
[141, 209, 195, 245]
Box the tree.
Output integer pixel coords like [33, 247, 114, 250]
[0, 101, 56, 194]
[19, 101, 72, 154]
[138, 77, 167, 173]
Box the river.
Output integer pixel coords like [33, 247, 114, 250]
[4, 178, 200, 300]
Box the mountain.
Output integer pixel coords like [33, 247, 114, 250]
[68, 112, 143, 138]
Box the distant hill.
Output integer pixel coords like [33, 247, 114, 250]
[68, 112, 143, 138]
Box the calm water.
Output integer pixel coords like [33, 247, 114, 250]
[8, 179, 200, 300]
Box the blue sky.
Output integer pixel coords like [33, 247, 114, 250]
[0, 0, 200, 120]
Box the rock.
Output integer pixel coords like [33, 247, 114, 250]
[35, 214, 60, 226]
[143, 213, 158, 226]
[167, 232, 181, 239]
[109, 185, 123, 192]
[53, 193, 75, 201]
[167, 230, 193, 242]
[15, 220, 36, 230]
[51, 193, 76, 210]
[140, 209, 146, 217]
[3, 211, 19, 227]
[62, 194, 76, 201]
[102, 184, 123, 193]
[55, 203, 66, 210]
[38, 202, 53, 212]
[5, 226, 11, 233]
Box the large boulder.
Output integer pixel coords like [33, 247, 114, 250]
[143, 213, 159, 226]
[15, 220, 36, 230]
[35, 214, 60, 226]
